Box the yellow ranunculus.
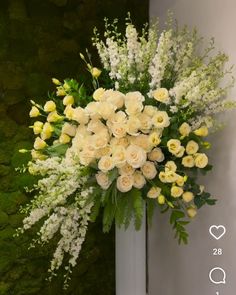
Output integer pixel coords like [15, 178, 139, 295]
[34, 137, 47, 150]
[63, 95, 74, 106]
[44, 100, 56, 112]
[179, 122, 191, 137]
[194, 126, 209, 137]
[171, 186, 183, 198]
[52, 78, 61, 85]
[187, 207, 197, 218]
[29, 106, 40, 118]
[59, 133, 71, 144]
[32, 121, 44, 134]
[182, 192, 194, 203]
[47, 111, 63, 122]
[91, 67, 102, 78]
[93, 88, 105, 101]
[157, 195, 165, 205]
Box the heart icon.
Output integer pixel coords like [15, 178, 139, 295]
[209, 225, 226, 240]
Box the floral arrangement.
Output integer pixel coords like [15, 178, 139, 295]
[18, 15, 235, 287]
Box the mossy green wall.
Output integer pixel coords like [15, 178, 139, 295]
[0, 0, 148, 294]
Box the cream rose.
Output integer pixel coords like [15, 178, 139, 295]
[175, 146, 185, 158]
[61, 123, 77, 137]
[125, 91, 145, 103]
[147, 186, 161, 199]
[182, 155, 195, 168]
[141, 161, 157, 180]
[87, 119, 106, 133]
[112, 146, 126, 167]
[186, 140, 199, 155]
[79, 145, 96, 166]
[131, 134, 152, 152]
[171, 186, 183, 198]
[85, 102, 101, 119]
[167, 139, 182, 154]
[118, 163, 135, 175]
[187, 207, 197, 218]
[98, 156, 114, 172]
[179, 122, 191, 137]
[98, 101, 116, 120]
[133, 171, 146, 189]
[182, 192, 194, 203]
[153, 88, 170, 104]
[111, 123, 127, 138]
[126, 116, 141, 136]
[148, 148, 165, 162]
[92, 134, 108, 150]
[93, 88, 105, 101]
[159, 171, 167, 183]
[152, 111, 170, 128]
[126, 144, 147, 168]
[194, 153, 208, 168]
[143, 105, 157, 117]
[138, 113, 152, 133]
[72, 107, 89, 124]
[125, 100, 143, 115]
[149, 132, 161, 147]
[116, 174, 134, 192]
[176, 175, 185, 187]
[105, 90, 125, 109]
[95, 171, 111, 190]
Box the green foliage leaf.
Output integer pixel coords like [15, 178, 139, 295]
[46, 143, 69, 157]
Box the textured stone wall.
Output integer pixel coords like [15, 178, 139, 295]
[0, 0, 148, 294]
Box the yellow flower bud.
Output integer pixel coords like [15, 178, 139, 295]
[31, 150, 47, 160]
[19, 149, 28, 153]
[56, 87, 66, 96]
[187, 207, 197, 218]
[29, 106, 40, 118]
[52, 78, 61, 85]
[41, 122, 54, 140]
[157, 195, 165, 205]
[64, 104, 74, 120]
[32, 121, 44, 134]
[59, 133, 71, 144]
[63, 82, 70, 91]
[91, 67, 102, 78]
[44, 100, 56, 112]
[194, 126, 209, 137]
[47, 111, 63, 122]
[182, 191, 194, 203]
[34, 137, 47, 150]
[63, 95, 74, 106]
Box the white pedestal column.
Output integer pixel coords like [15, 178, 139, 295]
[116, 209, 147, 295]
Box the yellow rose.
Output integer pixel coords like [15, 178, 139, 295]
[63, 82, 70, 91]
[116, 174, 134, 192]
[152, 111, 170, 128]
[165, 161, 177, 172]
[29, 106, 40, 118]
[61, 123, 77, 137]
[95, 171, 111, 190]
[149, 132, 161, 147]
[179, 122, 191, 137]
[141, 161, 157, 180]
[147, 186, 161, 199]
[187, 207, 197, 218]
[194, 153, 208, 168]
[171, 186, 183, 198]
[59, 133, 71, 144]
[118, 163, 135, 175]
[93, 88, 105, 101]
[44, 100, 56, 112]
[182, 192, 194, 203]
[194, 126, 209, 137]
[157, 195, 165, 205]
[133, 171, 146, 189]
[52, 78, 61, 85]
[34, 137, 47, 150]
[182, 155, 195, 168]
[126, 144, 147, 168]
[148, 148, 165, 162]
[91, 67, 102, 78]
[112, 146, 126, 167]
[98, 156, 114, 172]
[47, 111, 63, 122]
[32, 121, 43, 134]
[72, 107, 89, 124]
[186, 140, 199, 155]
[167, 139, 182, 154]
[153, 88, 170, 104]
[63, 95, 74, 106]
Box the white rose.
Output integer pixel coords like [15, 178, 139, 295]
[126, 144, 147, 168]
[96, 171, 112, 190]
[186, 140, 199, 155]
[152, 111, 170, 128]
[153, 88, 170, 104]
[98, 101, 116, 120]
[104, 90, 125, 109]
[148, 148, 165, 162]
[118, 163, 135, 175]
[61, 123, 77, 137]
[98, 156, 114, 172]
[116, 174, 134, 192]
[112, 146, 126, 167]
[141, 161, 157, 180]
[147, 186, 161, 199]
[73, 107, 89, 124]
[133, 171, 146, 189]
[126, 116, 141, 136]
[108, 111, 127, 125]
[194, 153, 208, 168]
